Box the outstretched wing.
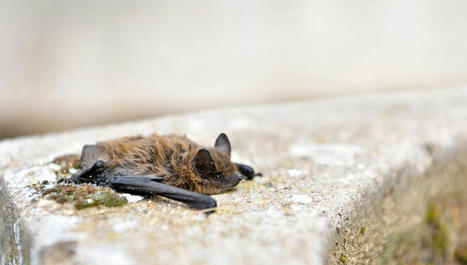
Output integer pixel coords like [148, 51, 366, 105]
[108, 175, 217, 209]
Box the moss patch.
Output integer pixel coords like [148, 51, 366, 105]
[43, 155, 128, 209]
[425, 203, 451, 255]
[339, 253, 348, 264]
[425, 203, 441, 224]
[455, 244, 467, 264]
[43, 184, 127, 210]
[360, 226, 366, 235]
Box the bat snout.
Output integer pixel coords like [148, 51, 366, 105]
[236, 172, 246, 180]
[226, 172, 243, 188]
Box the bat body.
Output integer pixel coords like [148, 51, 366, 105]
[65, 133, 260, 209]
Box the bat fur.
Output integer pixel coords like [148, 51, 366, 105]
[64, 132, 260, 209]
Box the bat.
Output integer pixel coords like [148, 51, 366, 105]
[62, 132, 261, 209]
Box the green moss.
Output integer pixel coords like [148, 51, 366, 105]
[74, 190, 127, 209]
[425, 202, 451, 256]
[339, 253, 348, 264]
[360, 226, 366, 235]
[425, 203, 441, 224]
[455, 244, 467, 264]
[44, 155, 127, 209]
[43, 184, 127, 209]
[432, 222, 450, 254]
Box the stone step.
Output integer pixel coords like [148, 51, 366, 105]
[1, 88, 466, 265]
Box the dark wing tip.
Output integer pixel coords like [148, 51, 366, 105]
[188, 195, 217, 210]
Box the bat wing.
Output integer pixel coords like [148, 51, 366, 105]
[235, 162, 262, 180]
[108, 175, 217, 210]
[69, 157, 216, 209]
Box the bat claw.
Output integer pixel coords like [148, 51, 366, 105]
[63, 160, 108, 184]
[92, 160, 107, 173]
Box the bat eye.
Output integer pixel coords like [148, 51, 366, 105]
[214, 174, 223, 181]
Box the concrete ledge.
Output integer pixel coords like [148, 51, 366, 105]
[1, 88, 467, 265]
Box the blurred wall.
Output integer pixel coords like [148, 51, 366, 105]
[1, 0, 467, 138]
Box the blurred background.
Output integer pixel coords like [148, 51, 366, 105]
[1, 0, 467, 139]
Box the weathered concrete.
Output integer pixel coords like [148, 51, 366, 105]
[1, 88, 467, 265]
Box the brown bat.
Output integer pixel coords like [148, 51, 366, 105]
[64, 133, 261, 209]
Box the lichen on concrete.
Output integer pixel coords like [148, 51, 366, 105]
[42, 184, 128, 210]
[43, 155, 128, 210]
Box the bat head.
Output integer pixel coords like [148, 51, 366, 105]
[192, 133, 244, 194]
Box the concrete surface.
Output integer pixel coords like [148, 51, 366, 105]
[1, 88, 467, 264]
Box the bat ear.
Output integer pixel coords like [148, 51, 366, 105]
[214, 133, 231, 155]
[193, 148, 216, 178]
